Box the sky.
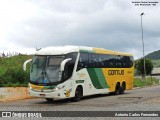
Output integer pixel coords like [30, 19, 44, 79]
[0, 0, 160, 59]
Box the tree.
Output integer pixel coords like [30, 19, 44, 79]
[135, 58, 153, 80]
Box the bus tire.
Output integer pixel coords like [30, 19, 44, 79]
[114, 83, 120, 95]
[119, 87, 124, 94]
[45, 98, 54, 102]
[73, 86, 83, 102]
[119, 82, 126, 94]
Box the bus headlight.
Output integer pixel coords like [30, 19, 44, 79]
[54, 85, 65, 91]
[28, 83, 32, 90]
[55, 87, 59, 91]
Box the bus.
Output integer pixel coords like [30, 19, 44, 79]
[23, 46, 134, 102]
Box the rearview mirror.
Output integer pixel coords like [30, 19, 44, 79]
[23, 59, 32, 71]
[60, 58, 72, 72]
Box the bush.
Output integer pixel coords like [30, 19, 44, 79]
[1, 67, 29, 87]
[0, 55, 31, 87]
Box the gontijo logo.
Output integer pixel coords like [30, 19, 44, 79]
[108, 70, 124, 75]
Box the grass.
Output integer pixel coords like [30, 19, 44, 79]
[152, 59, 160, 67]
[1, 82, 28, 87]
[134, 77, 160, 87]
[0, 55, 31, 87]
[0, 67, 7, 76]
[0, 55, 31, 76]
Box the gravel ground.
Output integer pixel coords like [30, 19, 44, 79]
[0, 85, 160, 120]
[0, 97, 160, 120]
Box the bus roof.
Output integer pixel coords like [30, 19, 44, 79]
[35, 45, 133, 56]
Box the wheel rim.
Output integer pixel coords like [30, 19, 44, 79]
[75, 87, 83, 101]
[76, 88, 82, 98]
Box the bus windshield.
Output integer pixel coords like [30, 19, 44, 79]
[30, 52, 78, 85]
[30, 55, 64, 85]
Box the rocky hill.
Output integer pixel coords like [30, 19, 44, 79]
[145, 50, 160, 67]
[145, 50, 160, 60]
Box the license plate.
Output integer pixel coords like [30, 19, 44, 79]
[40, 94, 45, 97]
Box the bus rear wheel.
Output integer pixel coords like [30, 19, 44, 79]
[114, 83, 120, 95]
[73, 86, 83, 102]
[119, 83, 126, 94]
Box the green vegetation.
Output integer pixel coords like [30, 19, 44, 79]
[134, 58, 153, 79]
[151, 59, 160, 67]
[0, 55, 32, 87]
[144, 50, 160, 67]
[145, 50, 160, 60]
[134, 77, 159, 87]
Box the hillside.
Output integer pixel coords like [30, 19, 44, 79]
[151, 59, 160, 67]
[0, 55, 32, 75]
[144, 50, 160, 67]
[0, 55, 32, 87]
[145, 50, 160, 60]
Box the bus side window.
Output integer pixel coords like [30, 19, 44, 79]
[99, 54, 105, 68]
[77, 53, 88, 71]
[95, 54, 100, 68]
[88, 54, 94, 68]
[63, 52, 78, 80]
[122, 56, 133, 68]
[103, 54, 109, 68]
[106, 55, 115, 68]
[116, 55, 122, 68]
[121, 56, 127, 68]
[129, 56, 134, 67]
[88, 54, 99, 68]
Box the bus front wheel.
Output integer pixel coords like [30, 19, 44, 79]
[73, 86, 83, 102]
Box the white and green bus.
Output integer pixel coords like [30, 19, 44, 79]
[23, 46, 134, 102]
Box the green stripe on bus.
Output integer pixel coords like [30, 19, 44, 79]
[87, 68, 103, 89]
[80, 49, 95, 53]
[94, 68, 109, 88]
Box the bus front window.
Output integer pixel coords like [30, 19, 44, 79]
[45, 56, 64, 83]
[30, 56, 46, 84]
[30, 55, 64, 85]
[30, 52, 77, 85]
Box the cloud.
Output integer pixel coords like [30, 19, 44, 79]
[0, 0, 160, 59]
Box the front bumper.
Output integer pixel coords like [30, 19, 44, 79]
[28, 88, 67, 100]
